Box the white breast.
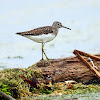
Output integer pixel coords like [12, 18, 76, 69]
[25, 33, 56, 43]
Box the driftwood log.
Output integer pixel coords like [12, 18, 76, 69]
[32, 50, 100, 83]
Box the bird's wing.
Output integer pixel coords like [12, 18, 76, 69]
[16, 26, 54, 36]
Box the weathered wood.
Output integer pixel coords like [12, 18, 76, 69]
[28, 50, 100, 83]
[74, 50, 100, 61]
[34, 54, 100, 83]
[73, 50, 100, 79]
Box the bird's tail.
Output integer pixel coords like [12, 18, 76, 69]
[16, 33, 22, 35]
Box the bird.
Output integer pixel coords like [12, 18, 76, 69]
[16, 21, 71, 60]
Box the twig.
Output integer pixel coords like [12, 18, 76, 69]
[73, 50, 100, 79]
[74, 50, 100, 61]
[0, 90, 16, 100]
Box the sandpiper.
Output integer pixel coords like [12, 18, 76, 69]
[16, 21, 71, 60]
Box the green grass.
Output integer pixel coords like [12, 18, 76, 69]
[0, 68, 100, 99]
[0, 82, 11, 96]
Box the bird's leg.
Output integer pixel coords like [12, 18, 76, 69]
[41, 42, 44, 60]
[42, 43, 49, 60]
[42, 43, 55, 66]
[41, 43, 55, 67]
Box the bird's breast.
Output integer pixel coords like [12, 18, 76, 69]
[25, 33, 56, 43]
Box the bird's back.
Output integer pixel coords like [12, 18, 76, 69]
[16, 26, 54, 36]
[16, 26, 57, 43]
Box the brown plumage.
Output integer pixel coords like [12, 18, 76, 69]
[16, 26, 53, 36]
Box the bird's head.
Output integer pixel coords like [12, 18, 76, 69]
[52, 21, 71, 30]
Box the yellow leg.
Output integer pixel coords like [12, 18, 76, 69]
[41, 43, 49, 60]
[41, 43, 44, 60]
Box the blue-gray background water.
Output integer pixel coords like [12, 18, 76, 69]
[0, 0, 100, 70]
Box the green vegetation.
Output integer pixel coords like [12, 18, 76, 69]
[0, 83, 11, 96]
[0, 67, 100, 99]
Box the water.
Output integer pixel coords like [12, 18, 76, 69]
[0, 0, 100, 70]
[22, 92, 100, 100]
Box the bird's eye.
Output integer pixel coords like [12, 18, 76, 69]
[58, 24, 59, 25]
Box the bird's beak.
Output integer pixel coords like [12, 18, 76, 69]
[62, 26, 71, 30]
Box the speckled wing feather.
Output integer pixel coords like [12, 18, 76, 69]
[16, 26, 54, 36]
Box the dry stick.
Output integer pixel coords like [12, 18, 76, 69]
[0, 90, 16, 100]
[73, 50, 100, 79]
[74, 49, 100, 61]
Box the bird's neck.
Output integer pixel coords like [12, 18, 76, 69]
[53, 27, 59, 36]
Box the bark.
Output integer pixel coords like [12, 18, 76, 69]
[35, 54, 100, 83]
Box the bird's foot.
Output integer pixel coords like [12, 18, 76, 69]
[40, 58, 44, 61]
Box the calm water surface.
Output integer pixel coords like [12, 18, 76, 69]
[0, 0, 100, 70]
[23, 92, 100, 100]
